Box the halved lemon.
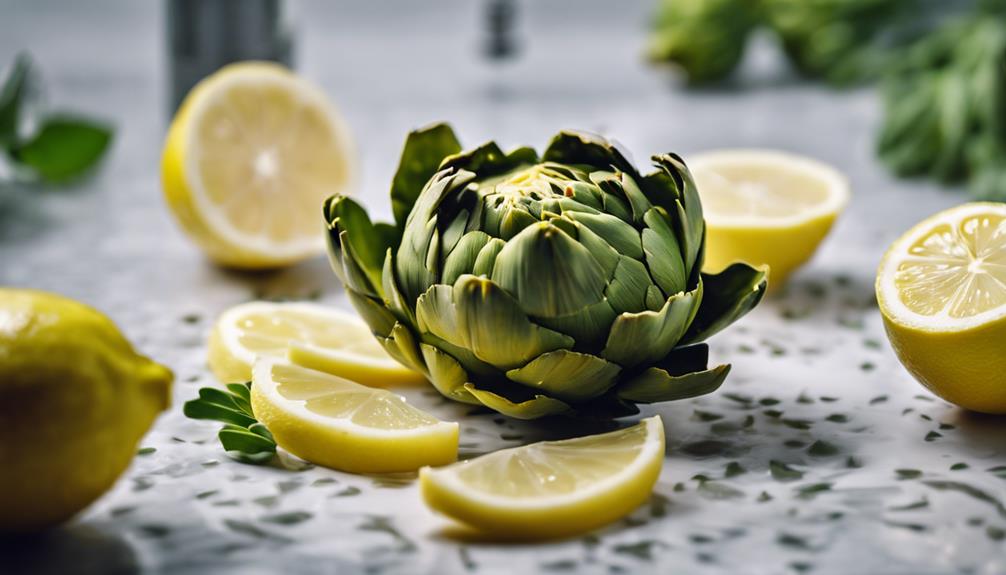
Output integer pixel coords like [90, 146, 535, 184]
[161, 61, 354, 269]
[877, 202, 1006, 414]
[689, 149, 850, 287]
[251, 358, 458, 473]
[207, 301, 424, 386]
[419, 415, 665, 539]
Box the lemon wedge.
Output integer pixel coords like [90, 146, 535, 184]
[419, 415, 665, 539]
[161, 61, 354, 269]
[208, 301, 424, 386]
[250, 359, 458, 473]
[877, 202, 1006, 414]
[689, 149, 849, 287]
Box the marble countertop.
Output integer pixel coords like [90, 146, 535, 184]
[1, 1, 1004, 574]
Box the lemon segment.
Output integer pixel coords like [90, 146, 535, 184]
[208, 301, 421, 386]
[419, 416, 665, 539]
[250, 359, 457, 473]
[161, 61, 354, 269]
[877, 202, 1006, 414]
[689, 150, 849, 287]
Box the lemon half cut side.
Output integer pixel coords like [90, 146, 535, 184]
[877, 202, 1006, 413]
[162, 61, 354, 269]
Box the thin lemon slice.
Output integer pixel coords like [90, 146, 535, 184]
[419, 416, 664, 539]
[162, 61, 354, 269]
[251, 359, 458, 473]
[208, 301, 423, 386]
[877, 202, 1006, 414]
[689, 149, 849, 287]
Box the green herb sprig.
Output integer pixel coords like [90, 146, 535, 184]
[183, 382, 277, 465]
[0, 53, 113, 185]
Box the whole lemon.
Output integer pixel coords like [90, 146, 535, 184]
[0, 289, 173, 532]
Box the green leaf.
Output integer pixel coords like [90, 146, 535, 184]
[324, 195, 396, 297]
[463, 383, 570, 420]
[506, 349, 621, 402]
[183, 394, 256, 428]
[183, 384, 277, 463]
[601, 285, 701, 368]
[219, 424, 277, 454]
[390, 123, 462, 230]
[683, 263, 767, 344]
[420, 343, 481, 404]
[416, 276, 573, 371]
[15, 115, 112, 182]
[617, 362, 729, 403]
[491, 221, 608, 318]
[0, 53, 31, 149]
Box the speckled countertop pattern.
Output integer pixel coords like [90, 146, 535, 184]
[1, 1, 1004, 574]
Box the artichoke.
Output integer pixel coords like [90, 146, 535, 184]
[323, 124, 766, 419]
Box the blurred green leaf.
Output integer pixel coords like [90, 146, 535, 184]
[0, 53, 31, 149]
[14, 115, 112, 183]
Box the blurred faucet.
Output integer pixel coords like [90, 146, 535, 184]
[167, 0, 293, 111]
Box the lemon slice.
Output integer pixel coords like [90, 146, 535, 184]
[161, 61, 354, 269]
[877, 202, 1006, 414]
[208, 301, 423, 386]
[419, 416, 664, 539]
[689, 149, 849, 287]
[251, 358, 458, 473]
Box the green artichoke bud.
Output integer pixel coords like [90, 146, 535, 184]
[324, 124, 766, 419]
[647, 0, 760, 84]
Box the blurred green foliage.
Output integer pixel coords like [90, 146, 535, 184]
[648, 0, 1006, 199]
[0, 53, 113, 185]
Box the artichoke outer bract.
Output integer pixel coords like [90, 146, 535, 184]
[324, 124, 767, 419]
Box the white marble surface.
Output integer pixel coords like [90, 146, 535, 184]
[1, 1, 1004, 574]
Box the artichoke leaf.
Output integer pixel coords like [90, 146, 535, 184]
[377, 322, 428, 376]
[571, 218, 620, 276]
[564, 211, 643, 259]
[441, 142, 538, 179]
[491, 221, 608, 318]
[391, 123, 462, 230]
[658, 153, 705, 275]
[618, 364, 730, 403]
[381, 249, 415, 327]
[416, 276, 574, 371]
[346, 290, 397, 338]
[442, 231, 490, 286]
[605, 256, 656, 314]
[463, 383, 571, 420]
[324, 196, 396, 297]
[472, 237, 505, 277]
[642, 207, 687, 295]
[682, 263, 767, 344]
[542, 130, 639, 179]
[420, 344, 481, 405]
[535, 299, 617, 351]
[601, 283, 702, 368]
[505, 349, 621, 402]
[398, 170, 476, 303]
